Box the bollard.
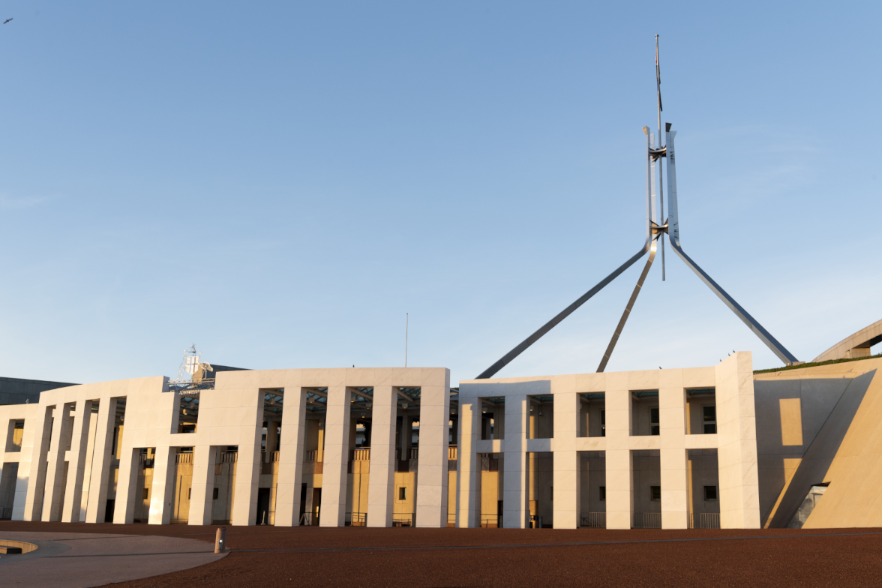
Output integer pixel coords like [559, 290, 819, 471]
[215, 527, 227, 554]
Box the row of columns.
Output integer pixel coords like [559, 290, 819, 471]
[19, 398, 118, 523]
[458, 384, 755, 529]
[15, 384, 450, 528]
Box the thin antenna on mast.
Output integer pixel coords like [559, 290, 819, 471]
[656, 34, 666, 281]
[405, 313, 409, 367]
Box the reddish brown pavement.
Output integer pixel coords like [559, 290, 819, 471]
[3, 521, 881, 587]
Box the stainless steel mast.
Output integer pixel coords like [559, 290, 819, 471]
[474, 37, 799, 380]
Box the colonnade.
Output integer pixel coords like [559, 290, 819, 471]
[0, 368, 452, 528]
[455, 354, 760, 529]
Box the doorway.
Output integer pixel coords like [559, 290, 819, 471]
[312, 488, 322, 526]
[256, 488, 271, 525]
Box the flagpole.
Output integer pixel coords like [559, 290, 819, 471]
[656, 34, 666, 281]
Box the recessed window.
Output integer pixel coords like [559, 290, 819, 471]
[650, 408, 660, 436]
[599, 486, 606, 501]
[704, 486, 718, 501]
[188, 488, 191, 500]
[213, 488, 219, 500]
[703, 406, 717, 434]
[650, 486, 661, 501]
[398, 487, 406, 501]
[9, 419, 24, 451]
[600, 410, 606, 437]
[142, 488, 149, 500]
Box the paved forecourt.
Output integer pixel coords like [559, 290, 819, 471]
[0, 530, 225, 588]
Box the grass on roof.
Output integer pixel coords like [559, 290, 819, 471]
[754, 352, 882, 375]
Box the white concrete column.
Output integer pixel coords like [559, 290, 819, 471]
[275, 389, 307, 526]
[1, 419, 12, 453]
[456, 396, 481, 528]
[13, 411, 40, 521]
[232, 388, 264, 526]
[553, 392, 580, 529]
[42, 402, 73, 522]
[502, 394, 528, 529]
[320, 385, 351, 527]
[114, 447, 139, 524]
[24, 407, 54, 521]
[78, 409, 99, 521]
[367, 385, 396, 527]
[605, 389, 633, 529]
[659, 383, 688, 529]
[62, 399, 94, 522]
[716, 352, 760, 529]
[85, 398, 117, 523]
[188, 445, 218, 525]
[416, 377, 451, 528]
[0, 422, 8, 513]
[148, 446, 176, 525]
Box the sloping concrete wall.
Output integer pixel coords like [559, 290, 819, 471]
[754, 358, 882, 528]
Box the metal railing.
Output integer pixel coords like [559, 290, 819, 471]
[218, 451, 238, 464]
[633, 512, 661, 529]
[689, 512, 720, 529]
[304, 449, 323, 463]
[168, 379, 215, 393]
[346, 512, 367, 526]
[352, 448, 371, 461]
[448, 446, 457, 460]
[175, 453, 193, 464]
[580, 512, 607, 529]
[394, 448, 419, 461]
[481, 515, 502, 528]
[392, 513, 414, 527]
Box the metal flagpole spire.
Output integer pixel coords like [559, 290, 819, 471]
[656, 34, 665, 281]
[473, 37, 800, 380]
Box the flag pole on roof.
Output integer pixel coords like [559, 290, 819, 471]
[655, 34, 666, 280]
[472, 36, 801, 379]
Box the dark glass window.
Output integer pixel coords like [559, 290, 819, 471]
[703, 406, 717, 434]
[650, 408, 660, 436]
[650, 486, 661, 501]
[704, 486, 718, 501]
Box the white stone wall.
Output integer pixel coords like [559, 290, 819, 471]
[457, 354, 759, 530]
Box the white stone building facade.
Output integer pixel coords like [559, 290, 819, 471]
[0, 355, 763, 529]
[0, 368, 452, 528]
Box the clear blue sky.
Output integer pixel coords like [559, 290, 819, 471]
[0, 1, 879, 385]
